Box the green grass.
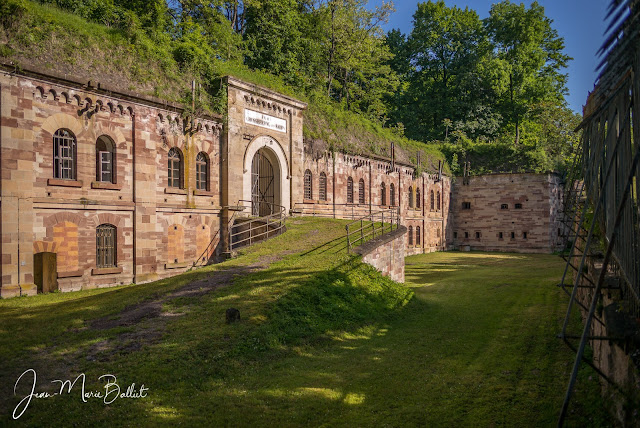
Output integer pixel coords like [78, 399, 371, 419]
[0, 220, 608, 426]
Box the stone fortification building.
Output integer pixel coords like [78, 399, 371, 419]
[0, 65, 563, 297]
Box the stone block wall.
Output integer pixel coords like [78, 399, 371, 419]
[0, 68, 223, 297]
[451, 173, 564, 253]
[300, 151, 452, 255]
[355, 226, 406, 283]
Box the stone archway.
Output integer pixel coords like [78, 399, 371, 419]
[242, 135, 290, 214]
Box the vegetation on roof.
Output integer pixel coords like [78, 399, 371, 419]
[0, 0, 581, 174]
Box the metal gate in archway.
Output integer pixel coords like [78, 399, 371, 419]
[251, 148, 275, 216]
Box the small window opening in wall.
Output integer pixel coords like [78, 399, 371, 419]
[462, 202, 471, 209]
[174, 258, 178, 263]
[174, 226, 178, 230]
[523, 232, 527, 239]
[501, 204, 508, 210]
[475, 231, 481, 239]
[464, 231, 469, 239]
[454, 231, 458, 239]
[499, 232, 503, 239]
[202, 226, 206, 230]
[511, 232, 515, 239]
[515, 203, 523, 209]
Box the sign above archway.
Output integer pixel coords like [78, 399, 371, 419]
[244, 109, 286, 133]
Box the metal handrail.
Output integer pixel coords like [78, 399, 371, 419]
[345, 207, 400, 252]
[293, 202, 399, 220]
[192, 209, 241, 267]
[229, 200, 287, 250]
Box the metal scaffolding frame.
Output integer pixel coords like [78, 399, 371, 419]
[557, 1, 640, 425]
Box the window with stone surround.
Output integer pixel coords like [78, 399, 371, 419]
[408, 226, 413, 245]
[196, 152, 209, 191]
[462, 201, 471, 209]
[454, 231, 458, 239]
[416, 226, 421, 245]
[304, 169, 313, 200]
[381, 182, 386, 206]
[475, 231, 481, 239]
[409, 186, 414, 208]
[168, 148, 183, 188]
[515, 203, 523, 209]
[464, 231, 469, 239]
[96, 135, 115, 183]
[416, 188, 421, 209]
[430, 190, 435, 210]
[359, 178, 365, 204]
[96, 224, 116, 268]
[347, 177, 354, 203]
[390, 183, 395, 206]
[501, 204, 508, 210]
[319, 172, 327, 201]
[523, 231, 528, 239]
[511, 232, 515, 239]
[437, 191, 441, 211]
[499, 232, 504, 239]
[53, 128, 77, 180]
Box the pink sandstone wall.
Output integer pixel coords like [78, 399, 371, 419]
[356, 226, 406, 283]
[451, 173, 564, 253]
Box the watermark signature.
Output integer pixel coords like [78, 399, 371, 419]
[13, 369, 148, 420]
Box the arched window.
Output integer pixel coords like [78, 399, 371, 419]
[96, 224, 116, 268]
[409, 186, 414, 208]
[430, 190, 435, 210]
[390, 183, 395, 206]
[416, 226, 421, 245]
[358, 178, 365, 204]
[416, 188, 421, 209]
[347, 177, 354, 203]
[319, 172, 327, 201]
[304, 169, 313, 200]
[196, 152, 209, 191]
[381, 182, 386, 206]
[408, 226, 414, 245]
[437, 191, 441, 211]
[96, 135, 115, 183]
[168, 148, 183, 188]
[53, 128, 77, 180]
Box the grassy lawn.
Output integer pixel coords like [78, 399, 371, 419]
[0, 218, 608, 426]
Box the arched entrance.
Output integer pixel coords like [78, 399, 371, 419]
[251, 148, 275, 216]
[242, 135, 290, 215]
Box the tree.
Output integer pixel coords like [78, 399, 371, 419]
[485, 0, 571, 145]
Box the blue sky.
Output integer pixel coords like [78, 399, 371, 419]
[368, 0, 610, 114]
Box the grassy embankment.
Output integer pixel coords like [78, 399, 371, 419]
[0, 218, 607, 426]
[0, 0, 448, 172]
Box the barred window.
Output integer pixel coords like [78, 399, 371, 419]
[96, 224, 116, 268]
[430, 190, 435, 210]
[319, 172, 327, 201]
[409, 186, 414, 208]
[347, 177, 354, 203]
[196, 152, 209, 191]
[416, 188, 421, 209]
[437, 191, 441, 210]
[168, 148, 183, 188]
[304, 169, 313, 200]
[358, 178, 365, 204]
[408, 226, 414, 245]
[416, 226, 421, 245]
[96, 135, 115, 183]
[53, 129, 76, 180]
[381, 182, 386, 206]
[390, 183, 395, 206]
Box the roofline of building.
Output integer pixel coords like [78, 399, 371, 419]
[0, 61, 223, 122]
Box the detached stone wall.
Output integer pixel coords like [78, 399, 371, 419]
[355, 226, 406, 283]
[451, 173, 564, 253]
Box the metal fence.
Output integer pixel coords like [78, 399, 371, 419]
[345, 208, 400, 253]
[229, 200, 287, 250]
